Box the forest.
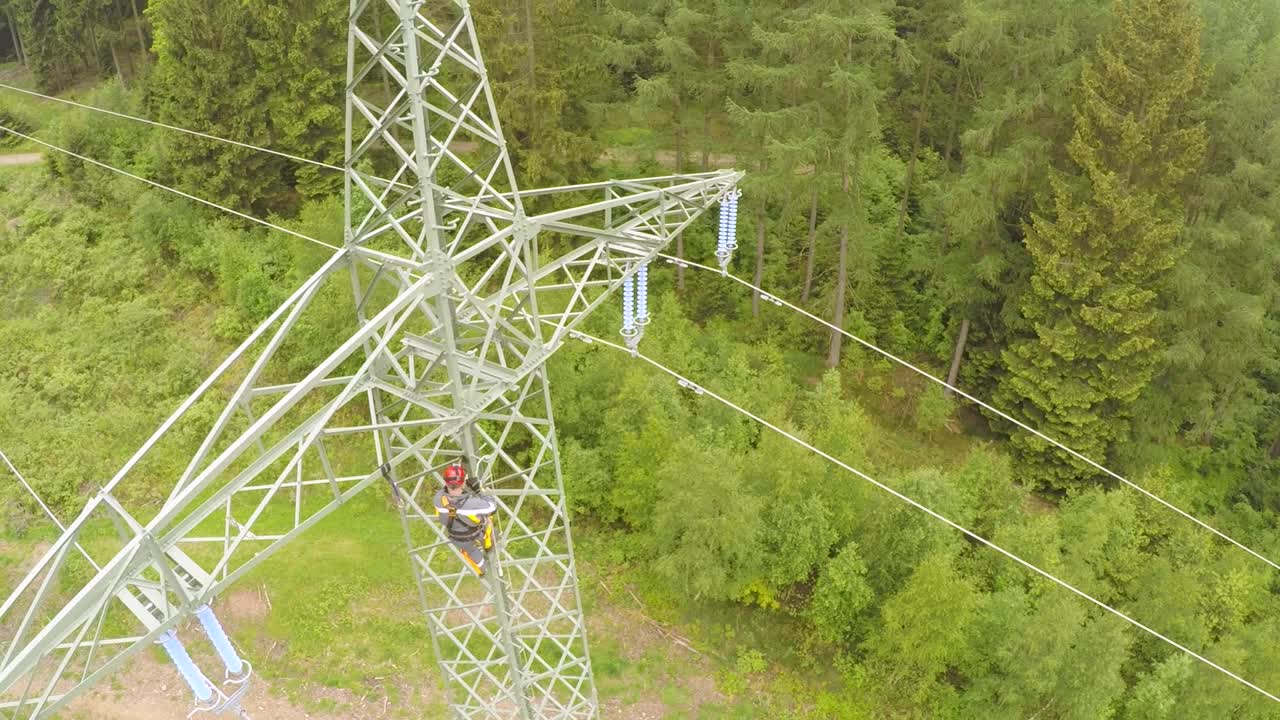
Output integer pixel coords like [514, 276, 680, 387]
[1, 0, 1280, 717]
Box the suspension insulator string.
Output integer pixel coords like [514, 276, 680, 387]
[636, 263, 650, 327]
[716, 189, 741, 273]
[726, 190, 740, 253]
[621, 273, 638, 350]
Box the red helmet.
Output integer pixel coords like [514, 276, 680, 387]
[443, 463, 467, 488]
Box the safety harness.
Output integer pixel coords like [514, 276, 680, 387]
[439, 492, 486, 543]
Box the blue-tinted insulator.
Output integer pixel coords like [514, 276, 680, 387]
[196, 605, 245, 676]
[622, 275, 636, 337]
[717, 190, 741, 272]
[716, 195, 732, 261]
[726, 191, 740, 250]
[636, 264, 650, 325]
[159, 630, 214, 703]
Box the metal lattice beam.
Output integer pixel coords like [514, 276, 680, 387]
[0, 1, 740, 718]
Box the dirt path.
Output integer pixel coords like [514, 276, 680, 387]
[0, 153, 42, 166]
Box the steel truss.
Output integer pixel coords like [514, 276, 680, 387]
[0, 0, 739, 718]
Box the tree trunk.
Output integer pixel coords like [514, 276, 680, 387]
[1270, 433, 1280, 459]
[6, 11, 23, 68]
[897, 60, 933, 238]
[522, 0, 537, 83]
[129, 0, 148, 62]
[675, 232, 685, 292]
[373, 2, 390, 97]
[674, 94, 686, 172]
[675, 125, 686, 173]
[752, 197, 766, 318]
[801, 182, 819, 303]
[942, 65, 964, 164]
[944, 317, 971, 397]
[675, 98, 686, 288]
[87, 25, 102, 74]
[827, 166, 852, 369]
[701, 45, 714, 170]
[701, 109, 712, 171]
[110, 41, 127, 90]
[371, 2, 401, 143]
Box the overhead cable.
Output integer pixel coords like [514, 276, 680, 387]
[6, 93, 1274, 701]
[0, 82, 342, 174]
[662, 253, 1280, 575]
[572, 327, 1280, 706]
[10, 87, 1266, 578]
[0, 124, 342, 252]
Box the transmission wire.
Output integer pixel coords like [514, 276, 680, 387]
[10, 91, 1271, 590]
[661, 253, 1280, 575]
[0, 124, 342, 252]
[0, 83, 419, 192]
[0, 82, 343, 173]
[570, 327, 1280, 706]
[6, 94, 1276, 702]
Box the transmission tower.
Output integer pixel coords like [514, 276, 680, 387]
[0, 1, 739, 718]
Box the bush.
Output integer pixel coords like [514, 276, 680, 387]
[914, 383, 954, 436]
[0, 110, 31, 148]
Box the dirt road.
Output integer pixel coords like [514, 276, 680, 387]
[0, 153, 42, 166]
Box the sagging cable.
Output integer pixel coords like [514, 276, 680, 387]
[568, 326, 1280, 707]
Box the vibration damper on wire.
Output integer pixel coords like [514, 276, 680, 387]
[676, 378, 706, 396]
[759, 292, 785, 307]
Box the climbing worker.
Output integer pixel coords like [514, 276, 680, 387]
[432, 463, 497, 577]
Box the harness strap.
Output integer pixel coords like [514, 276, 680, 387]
[440, 493, 485, 542]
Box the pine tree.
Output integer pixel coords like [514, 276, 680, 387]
[923, 0, 1105, 395]
[999, 0, 1208, 486]
[724, 1, 803, 319]
[606, 0, 731, 284]
[144, 0, 344, 213]
[741, 1, 898, 367]
[1125, 1, 1280, 481]
[471, 0, 603, 189]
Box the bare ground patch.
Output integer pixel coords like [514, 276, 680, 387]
[0, 153, 42, 167]
[68, 652, 321, 720]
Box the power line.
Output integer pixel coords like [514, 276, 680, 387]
[4, 89, 1272, 702]
[10, 90, 1270, 588]
[0, 124, 342, 252]
[663, 253, 1280, 575]
[570, 327, 1280, 706]
[0, 82, 343, 174]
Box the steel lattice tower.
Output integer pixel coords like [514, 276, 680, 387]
[0, 1, 739, 718]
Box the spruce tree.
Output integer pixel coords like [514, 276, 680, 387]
[999, 0, 1208, 486]
[471, 0, 603, 189]
[1126, 2, 1280, 481]
[145, 0, 344, 213]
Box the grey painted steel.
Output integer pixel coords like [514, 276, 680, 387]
[0, 1, 739, 718]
